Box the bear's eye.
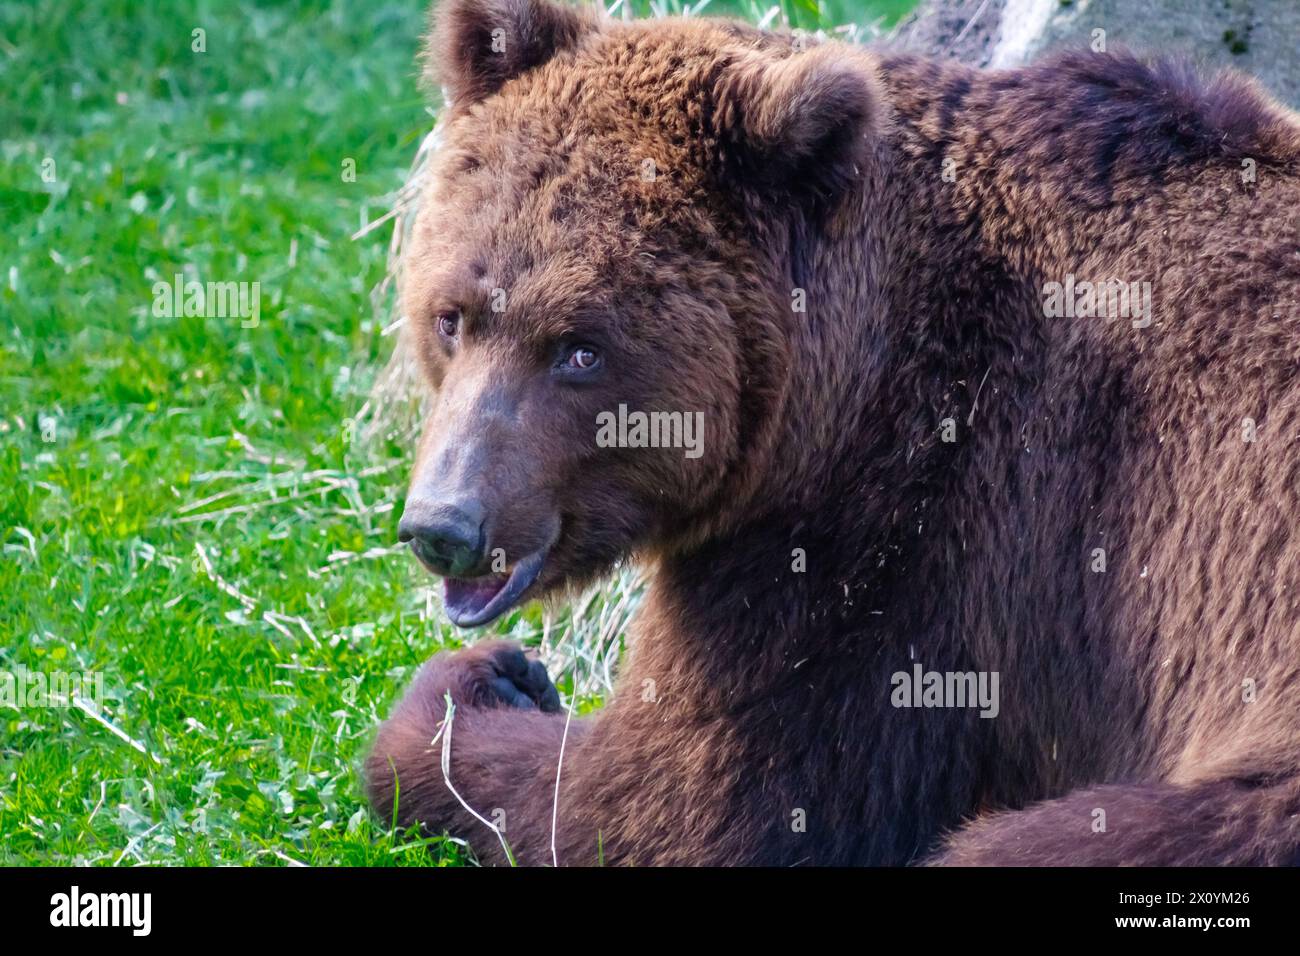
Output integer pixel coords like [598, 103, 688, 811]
[566, 346, 599, 371]
[436, 310, 460, 339]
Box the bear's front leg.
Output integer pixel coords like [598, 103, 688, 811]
[365, 640, 578, 865]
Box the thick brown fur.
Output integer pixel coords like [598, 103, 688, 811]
[366, 0, 1300, 865]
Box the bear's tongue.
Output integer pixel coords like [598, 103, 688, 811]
[439, 549, 549, 629]
[443, 574, 510, 622]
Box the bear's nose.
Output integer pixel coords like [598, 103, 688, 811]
[398, 500, 485, 577]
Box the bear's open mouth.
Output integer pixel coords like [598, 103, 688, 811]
[441, 547, 548, 628]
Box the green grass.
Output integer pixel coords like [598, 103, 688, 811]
[0, 0, 913, 866]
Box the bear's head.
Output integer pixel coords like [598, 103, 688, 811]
[397, 0, 883, 626]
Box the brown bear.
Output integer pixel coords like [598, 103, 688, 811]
[365, 0, 1300, 865]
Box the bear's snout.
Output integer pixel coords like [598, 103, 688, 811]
[399, 499, 486, 577]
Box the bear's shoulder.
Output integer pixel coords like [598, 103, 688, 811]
[881, 47, 1299, 207]
[1021, 49, 1299, 167]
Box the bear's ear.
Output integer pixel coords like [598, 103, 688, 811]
[713, 45, 883, 206]
[427, 0, 595, 108]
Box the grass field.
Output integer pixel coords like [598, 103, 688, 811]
[1, 0, 913, 866]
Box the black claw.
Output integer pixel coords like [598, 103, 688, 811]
[527, 661, 562, 713]
[489, 674, 537, 709]
[482, 643, 561, 712]
[491, 645, 530, 679]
